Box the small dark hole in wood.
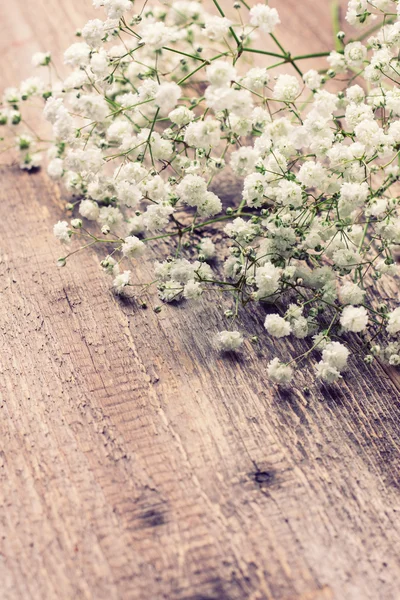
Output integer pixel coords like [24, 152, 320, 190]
[254, 470, 275, 485]
[140, 508, 165, 528]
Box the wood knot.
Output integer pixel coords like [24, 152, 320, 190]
[253, 470, 275, 486]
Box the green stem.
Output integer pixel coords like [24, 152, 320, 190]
[291, 51, 332, 60]
[177, 61, 209, 85]
[269, 33, 287, 56]
[331, 0, 342, 52]
[142, 212, 255, 243]
[211, 0, 241, 47]
[162, 46, 205, 62]
[241, 47, 286, 60]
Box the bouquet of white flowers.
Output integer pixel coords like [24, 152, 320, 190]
[2, 0, 400, 385]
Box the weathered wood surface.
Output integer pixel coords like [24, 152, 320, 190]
[1, 1, 400, 599]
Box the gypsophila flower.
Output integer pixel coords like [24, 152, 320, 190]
[63, 42, 91, 67]
[344, 41, 367, 66]
[79, 200, 100, 221]
[32, 51, 51, 67]
[340, 305, 369, 333]
[82, 19, 105, 47]
[53, 221, 71, 244]
[249, 4, 280, 33]
[339, 282, 365, 305]
[204, 15, 232, 41]
[322, 342, 349, 371]
[183, 280, 203, 300]
[316, 361, 342, 383]
[3, 0, 399, 385]
[387, 308, 400, 336]
[273, 74, 300, 103]
[267, 358, 293, 384]
[139, 21, 174, 50]
[303, 69, 323, 90]
[47, 158, 64, 180]
[113, 270, 131, 294]
[121, 235, 145, 258]
[198, 238, 216, 260]
[241, 67, 270, 91]
[215, 330, 244, 352]
[264, 314, 291, 338]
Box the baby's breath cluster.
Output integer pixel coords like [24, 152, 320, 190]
[2, 0, 400, 385]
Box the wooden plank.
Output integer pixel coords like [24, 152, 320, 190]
[1, 1, 400, 599]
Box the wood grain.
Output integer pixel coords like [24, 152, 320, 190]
[1, 1, 400, 599]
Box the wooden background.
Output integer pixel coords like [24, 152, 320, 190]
[1, 1, 400, 599]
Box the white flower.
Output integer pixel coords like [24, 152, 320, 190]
[346, 85, 365, 104]
[340, 305, 368, 332]
[327, 51, 346, 73]
[82, 19, 105, 47]
[116, 180, 142, 207]
[316, 361, 341, 383]
[107, 119, 132, 142]
[322, 341, 349, 371]
[140, 21, 174, 50]
[159, 281, 183, 303]
[204, 16, 232, 41]
[241, 67, 270, 91]
[143, 204, 174, 231]
[79, 200, 100, 221]
[196, 191, 222, 217]
[183, 280, 203, 300]
[242, 172, 269, 208]
[47, 158, 64, 179]
[249, 4, 280, 33]
[215, 330, 244, 351]
[91, 49, 108, 74]
[43, 97, 66, 124]
[121, 235, 145, 258]
[230, 147, 259, 177]
[53, 221, 71, 244]
[154, 82, 181, 115]
[94, 0, 131, 19]
[338, 181, 369, 217]
[113, 270, 131, 294]
[387, 307, 400, 336]
[303, 69, 322, 90]
[2, 0, 400, 383]
[206, 61, 237, 87]
[275, 180, 303, 207]
[63, 42, 91, 67]
[339, 282, 365, 305]
[297, 161, 327, 189]
[267, 357, 293, 384]
[20, 77, 44, 98]
[344, 42, 367, 67]
[169, 106, 194, 126]
[224, 217, 258, 244]
[184, 119, 220, 150]
[273, 74, 300, 103]
[255, 263, 281, 299]
[264, 314, 291, 338]
[291, 317, 309, 339]
[71, 218, 82, 229]
[3, 87, 20, 104]
[199, 238, 216, 260]
[128, 214, 145, 235]
[99, 206, 123, 228]
[32, 52, 51, 67]
[176, 174, 207, 206]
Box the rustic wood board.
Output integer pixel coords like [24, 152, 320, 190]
[1, 1, 400, 599]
